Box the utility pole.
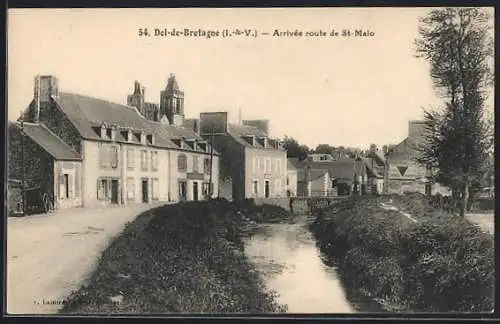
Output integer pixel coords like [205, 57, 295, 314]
[208, 125, 214, 199]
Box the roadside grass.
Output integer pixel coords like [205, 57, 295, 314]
[310, 195, 494, 312]
[60, 199, 288, 314]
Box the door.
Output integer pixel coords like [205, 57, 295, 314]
[142, 179, 148, 203]
[265, 180, 270, 198]
[179, 181, 187, 202]
[111, 180, 119, 204]
[193, 182, 199, 201]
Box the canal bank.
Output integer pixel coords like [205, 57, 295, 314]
[242, 215, 385, 313]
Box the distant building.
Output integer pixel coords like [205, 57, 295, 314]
[192, 113, 287, 200]
[297, 168, 332, 197]
[386, 120, 450, 196]
[306, 153, 335, 162]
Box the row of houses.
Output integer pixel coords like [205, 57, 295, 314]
[284, 120, 452, 198]
[7, 74, 287, 215]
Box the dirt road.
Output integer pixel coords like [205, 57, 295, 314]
[7, 203, 165, 315]
[466, 212, 494, 235]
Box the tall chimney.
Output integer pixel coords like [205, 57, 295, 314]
[32, 75, 59, 123]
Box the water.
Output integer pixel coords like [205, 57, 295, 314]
[243, 219, 355, 313]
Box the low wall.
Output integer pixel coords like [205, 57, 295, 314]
[253, 196, 349, 214]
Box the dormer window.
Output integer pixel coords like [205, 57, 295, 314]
[146, 134, 155, 145]
[198, 142, 207, 152]
[257, 136, 267, 147]
[172, 139, 182, 148]
[110, 126, 116, 141]
[127, 129, 133, 142]
[242, 135, 255, 146]
[100, 124, 107, 140]
[140, 131, 146, 145]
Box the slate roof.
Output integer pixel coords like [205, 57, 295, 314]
[49, 92, 216, 154]
[227, 124, 285, 150]
[297, 170, 329, 182]
[11, 122, 81, 161]
[294, 159, 365, 182]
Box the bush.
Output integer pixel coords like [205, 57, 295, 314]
[60, 199, 287, 314]
[310, 196, 494, 312]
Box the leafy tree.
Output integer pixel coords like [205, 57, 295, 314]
[281, 136, 310, 161]
[414, 8, 494, 216]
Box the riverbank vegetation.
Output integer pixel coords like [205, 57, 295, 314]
[60, 199, 288, 314]
[310, 193, 494, 312]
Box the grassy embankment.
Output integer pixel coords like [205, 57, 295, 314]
[310, 193, 494, 312]
[60, 198, 289, 314]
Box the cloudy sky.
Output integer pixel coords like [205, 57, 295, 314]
[8, 8, 494, 149]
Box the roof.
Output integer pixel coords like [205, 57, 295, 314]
[297, 169, 329, 182]
[165, 74, 181, 92]
[11, 122, 81, 161]
[49, 92, 215, 154]
[227, 123, 285, 150]
[295, 159, 366, 181]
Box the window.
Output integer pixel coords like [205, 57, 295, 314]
[204, 158, 211, 175]
[265, 158, 271, 173]
[203, 182, 213, 197]
[110, 146, 118, 168]
[127, 177, 135, 199]
[178, 154, 187, 172]
[59, 174, 69, 199]
[253, 180, 259, 196]
[275, 179, 281, 197]
[99, 145, 109, 168]
[97, 179, 108, 200]
[193, 156, 199, 173]
[127, 148, 135, 169]
[152, 178, 159, 200]
[276, 159, 281, 174]
[141, 150, 148, 171]
[255, 157, 260, 172]
[286, 176, 290, 186]
[151, 151, 159, 171]
[252, 157, 256, 173]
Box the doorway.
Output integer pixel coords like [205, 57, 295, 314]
[265, 180, 270, 198]
[141, 179, 149, 203]
[193, 182, 199, 201]
[111, 180, 119, 204]
[179, 181, 187, 202]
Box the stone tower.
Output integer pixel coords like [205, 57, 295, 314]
[127, 81, 145, 113]
[160, 74, 184, 126]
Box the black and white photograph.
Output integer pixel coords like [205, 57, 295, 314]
[6, 7, 495, 316]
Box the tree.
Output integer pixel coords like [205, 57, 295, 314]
[281, 136, 310, 161]
[415, 8, 494, 216]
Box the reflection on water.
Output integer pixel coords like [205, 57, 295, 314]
[243, 222, 355, 313]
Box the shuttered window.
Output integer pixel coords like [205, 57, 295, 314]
[127, 148, 135, 169]
[178, 154, 187, 172]
[152, 178, 159, 200]
[99, 145, 109, 168]
[193, 156, 199, 173]
[127, 177, 135, 199]
[151, 151, 159, 171]
[141, 150, 148, 171]
[204, 158, 211, 175]
[110, 146, 118, 168]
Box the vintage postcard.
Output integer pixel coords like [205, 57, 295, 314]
[6, 7, 495, 316]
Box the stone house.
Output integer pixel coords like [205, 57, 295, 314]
[12, 75, 220, 211]
[386, 120, 450, 196]
[189, 113, 287, 200]
[297, 168, 332, 197]
[8, 121, 83, 212]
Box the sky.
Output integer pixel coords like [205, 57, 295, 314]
[7, 8, 494, 149]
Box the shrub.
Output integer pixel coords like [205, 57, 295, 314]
[310, 195, 494, 312]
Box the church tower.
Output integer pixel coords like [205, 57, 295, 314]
[160, 74, 185, 126]
[127, 81, 145, 114]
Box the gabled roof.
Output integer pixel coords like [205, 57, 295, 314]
[46, 92, 215, 154]
[295, 159, 365, 181]
[10, 122, 81, 161]
[227, 123, 285, 151]
[297, 169, 329, 182]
